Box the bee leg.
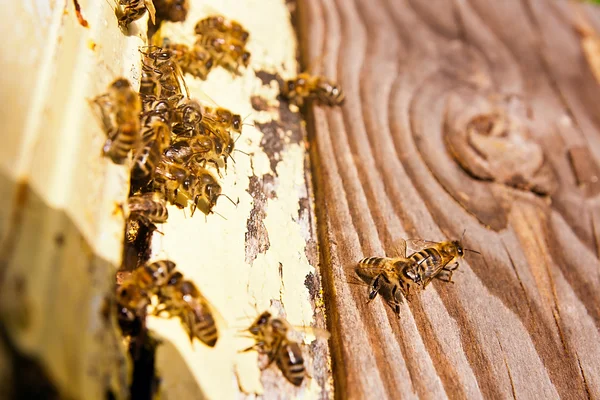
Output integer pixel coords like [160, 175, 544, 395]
[367, 275, 382, 302]
[239, 342, 264, 353]
[435, 270, 454, 284]
[446, 262, 459, 271]
[391, 285, 401, 318]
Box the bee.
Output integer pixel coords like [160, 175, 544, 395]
[116, 260, 177, 321]
[163, 42, 215, 80]
[403, 234, 480, 287]
[91, 78, 142, 164]
[153, 156, 191, 207]
[132, 102, 172, 181]
[281, 73, 345, 107]
[194, 16, 250, 44]
[196, 35, 250, 74]
[171, 98, 204, 137]
[242, 311, 329, 387]
[140, 46, 188, 102]
[124, 192, 169, 225]
[202, 106, 242, 134]
[183, 166, 223, 216]
[155, 271, 219, 347]
[166, 136, 226, 173]
[356, 254, 423, 316]
[357, 234, 480, 315]
[115, 0, 156, 29]
[154, 0, 189, 23]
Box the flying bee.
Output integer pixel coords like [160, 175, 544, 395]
[130, 260, 177, 292]
[132, 103, 172, 182]
[281, 73, 345, 107]
[154, 0, 189, 22]
[91, 78, 142, 164]
[241, 311, 330, 387]
[155, 271, 219, 347]
[124, 192, 168, 225]
[116, 279, 150, 322]
[115, 0, 156, 29]
[116, 260, 176, 321]
[194, 15, 250, 44]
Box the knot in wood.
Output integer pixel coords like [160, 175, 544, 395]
[444, 92, 556, 195]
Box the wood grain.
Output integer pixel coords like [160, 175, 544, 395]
[297, 0, 600, 398]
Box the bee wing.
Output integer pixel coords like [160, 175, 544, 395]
[144, 0, 156, 25]
[404, 239, 440, 255]
[388, 239, 407, 258]
[287, 326, 331, 343]
[355, 257, 391, 283]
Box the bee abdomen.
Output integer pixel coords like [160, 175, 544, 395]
[277, 343, 305, 386]
[358, 257, 386, 267]
[194, 312, 218, 347]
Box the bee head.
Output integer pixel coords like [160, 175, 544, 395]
[241, 51, 251, 66]
[454, 241, 464, 257]
[232, 115, 242, 132]
[249, 311, 272, 335]
[286, 80, 297, 93]
[111, 78, 130, 90]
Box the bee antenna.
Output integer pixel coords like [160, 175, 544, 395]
[242, 112, 253, 123]
[213, 210, 227, 220]
[218, 193, 238, 207]
[228, 154, 237, 164]
[234, 149, 249, 156]
[465, 248, 481, 255]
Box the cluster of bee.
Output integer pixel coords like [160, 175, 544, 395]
[357, 234, 480, 316]
[97, 7, 348, 389]
[92, 45, 240, 221]
[117, 259, 219, 347]
[154, 15, 251, 81]
[115, 0, 189, 30]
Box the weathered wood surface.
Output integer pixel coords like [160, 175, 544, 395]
[298, 0, 600, 398]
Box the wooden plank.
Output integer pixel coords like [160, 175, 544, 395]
[298, 0, 600, 398]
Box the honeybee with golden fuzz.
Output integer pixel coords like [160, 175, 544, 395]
[116, 260, 176, 321]
[124, 192, 169, 225]
[202, 106, 242, 134]
[196, 35, 251, 75]
[194, 16, 249, 44]
[356, 255, 423, 316]
[154, 0, 189, 23]
[140, 46, 188, 102]
[242, 311, 330, 387]
[184, 166, 223, 216]
[281, 73, 345, 107]
[132, 103, 172, 182]
[91, 78, 142, 164]
[171, 98, 204, 137]
[403, 233, 480, 287]
[163, 42, 215, 81]
[115, 0, 156, 29]
[155, 271, 219, 347]
[167, 135, 226, 173]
